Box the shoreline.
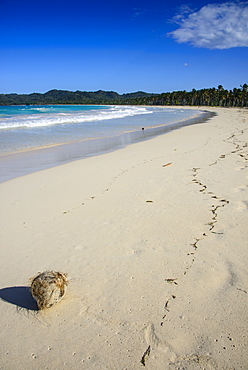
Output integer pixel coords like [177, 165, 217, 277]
[0, 107, 213, 183]
[0, 107, 247, 369]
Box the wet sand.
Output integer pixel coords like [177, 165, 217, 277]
[0, 109, 213, 183]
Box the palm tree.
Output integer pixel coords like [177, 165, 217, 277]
[240, 84, 248, 106]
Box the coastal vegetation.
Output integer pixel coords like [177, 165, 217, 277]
[0, 84, 247, 107]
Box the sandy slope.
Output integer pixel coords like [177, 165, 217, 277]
[0, 107, 247, 369]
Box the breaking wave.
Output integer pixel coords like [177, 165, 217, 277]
[0, 106, 152, 130]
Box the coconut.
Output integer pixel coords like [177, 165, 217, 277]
[30, 271, 68, 310]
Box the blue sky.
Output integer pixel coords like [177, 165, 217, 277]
[0, 0, 248, 94]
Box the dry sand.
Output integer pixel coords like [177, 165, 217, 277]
[0, 107, 247, 369]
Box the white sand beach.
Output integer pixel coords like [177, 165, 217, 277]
[0, 107, 247, 369]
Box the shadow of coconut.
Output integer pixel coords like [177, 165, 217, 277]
[0, 286, 38, 311]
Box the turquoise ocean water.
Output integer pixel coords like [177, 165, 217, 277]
[0, 105, 211, 182]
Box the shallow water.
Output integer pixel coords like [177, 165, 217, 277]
[0, 105, 201, 154]
[0, 105, 212, 182]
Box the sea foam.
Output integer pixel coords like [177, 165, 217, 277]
[0, 106, 151, 130]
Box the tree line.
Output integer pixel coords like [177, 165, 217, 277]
[0, 85, 247, 107]
[144, 84, 248, 107]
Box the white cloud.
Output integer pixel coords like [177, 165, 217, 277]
[168, 2, 248, 49]
[171, 5, 195, 24]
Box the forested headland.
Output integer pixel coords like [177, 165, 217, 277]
[0, 84, 247, 107]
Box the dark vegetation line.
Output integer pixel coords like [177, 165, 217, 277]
[0, 84, 247, 107]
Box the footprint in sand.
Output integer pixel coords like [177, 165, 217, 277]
[169, 354, 218, 369]
[141, 323, 177, 366]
